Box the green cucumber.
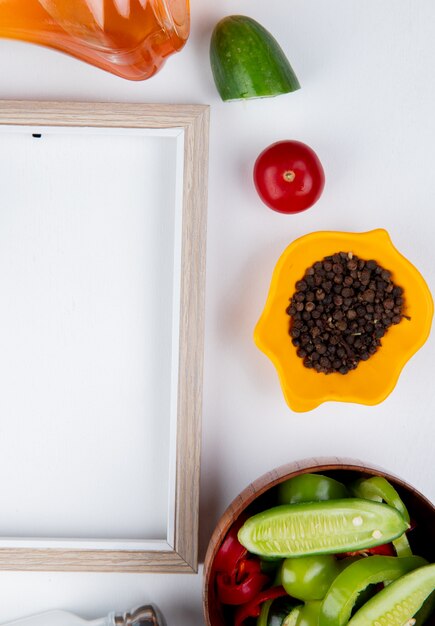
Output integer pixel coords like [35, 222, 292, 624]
[319, 555, 427, 626]
[348, 563, 435, 626]
[237, 499, 409, 558]
[210, 15, 300, 102]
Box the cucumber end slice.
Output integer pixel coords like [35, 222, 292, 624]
[210, 15, 301, 102]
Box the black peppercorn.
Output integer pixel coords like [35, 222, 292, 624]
[287, 252, 406, 374]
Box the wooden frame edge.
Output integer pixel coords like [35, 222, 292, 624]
[0, 548, 196, 573]
[0, 100, 209, 129]
[173, 105, 209, 573]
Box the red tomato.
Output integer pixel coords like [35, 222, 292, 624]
[253, 140, 325, 214]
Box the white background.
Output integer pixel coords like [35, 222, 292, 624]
[0, 1, 434, 624]
[0, 128, 181, 544]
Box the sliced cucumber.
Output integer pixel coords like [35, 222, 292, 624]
[415, 591, 435, 626]
[319, 555, 427, 626]
[348, 563, 435, 626]
[210, 15, 300, 102]
[237, 499, 409, 558]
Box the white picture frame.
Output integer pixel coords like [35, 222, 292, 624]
[0, 101, 209, 573]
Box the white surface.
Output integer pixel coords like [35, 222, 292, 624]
[0, 126, 184, 547]
[5, 610, 107, 626]
[0, 0, 434, 624]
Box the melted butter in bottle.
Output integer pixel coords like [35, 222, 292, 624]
[0, 0, 189, 80]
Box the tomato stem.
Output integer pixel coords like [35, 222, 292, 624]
[283, 170, 296, 183]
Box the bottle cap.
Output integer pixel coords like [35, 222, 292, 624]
[114, 605, 165, 626]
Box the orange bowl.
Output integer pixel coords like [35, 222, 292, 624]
[254, 229, 433, 412]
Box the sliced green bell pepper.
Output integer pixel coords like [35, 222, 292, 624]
[282, 606, 302, 626]
[267, 603, 316, 626]
[256, 596, 299, 626]
[280, 554, 340, 601]
[351, 476, 412, 557]
[257, 599, 274, 626]
[294, 601, 322, 626]
[350, 477, 410, 523]
[278, 474, 348, 505]
[319, 555, 427, 626]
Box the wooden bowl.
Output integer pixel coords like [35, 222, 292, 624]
[203, 457, 435, 626]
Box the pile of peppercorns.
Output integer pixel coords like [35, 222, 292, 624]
[287, 252, 406, 374]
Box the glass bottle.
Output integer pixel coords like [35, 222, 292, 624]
[3, 605, 164, 626]
[0, 0, 189, 80]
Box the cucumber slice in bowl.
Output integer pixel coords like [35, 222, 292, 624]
[210, 15, 300, 102]
[319, 555, 427, 626]
[237, 499, 409, 558]
[348, 563, 435, 626]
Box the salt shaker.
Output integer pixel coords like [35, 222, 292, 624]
[113, 606, 163, 626]
[3, 605, 164, 626]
